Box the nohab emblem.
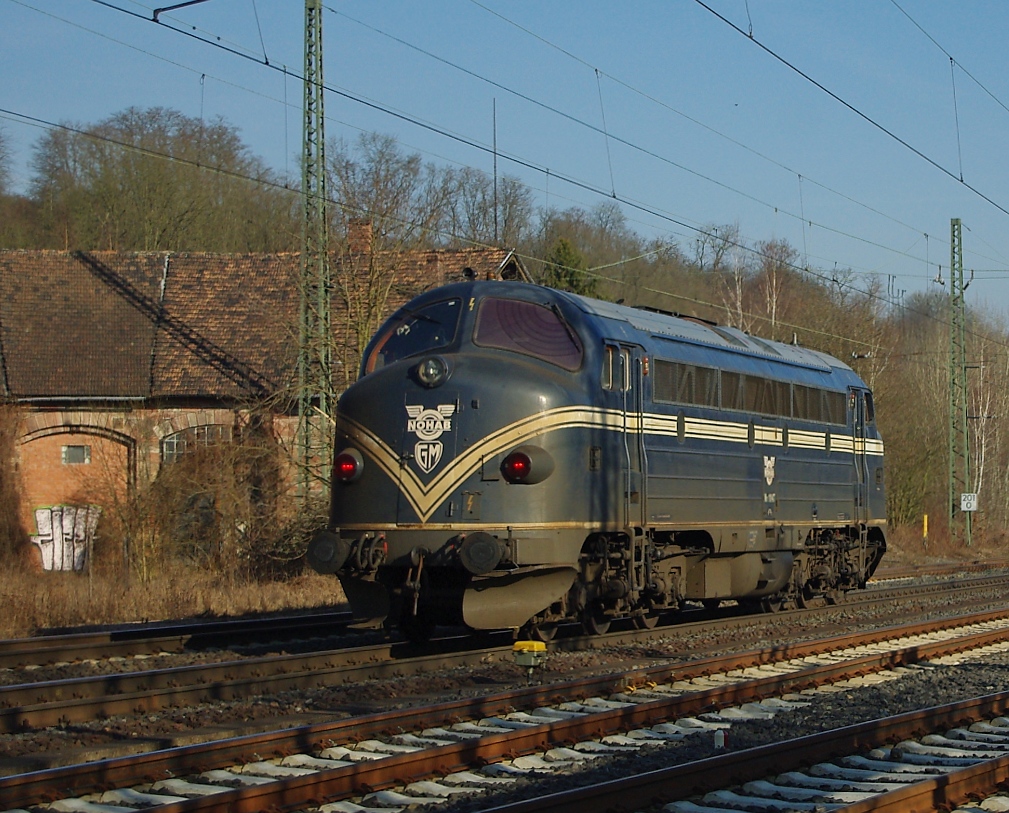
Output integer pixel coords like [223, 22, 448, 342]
[763, 455, 776, 486]
[405, 404, 456, 474]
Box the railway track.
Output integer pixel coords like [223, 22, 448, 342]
[6, 609, 1009, 811]
[481, 691, 1009, 813]
[3, 571, 1009, 743]
[0, 609, 355, 670]
[3, 561, 1001, 672]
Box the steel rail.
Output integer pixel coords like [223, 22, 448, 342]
[0, 610, 354, 669]
[475, 692, 1009, 813]
[5, 608, 1009, 808]
[1, 565, 1002, 671]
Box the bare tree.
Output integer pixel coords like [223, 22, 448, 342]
[30, 107, 297, 251]
[693, 223, 740, 274]
[326, 133, 458, 383]
[444, 167, 534, 248]
[719, 244, 755, 333]
[0, 126, 11, 196]
[754, 238, 797, 341]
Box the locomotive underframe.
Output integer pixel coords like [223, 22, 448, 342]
[322, 520, 886, 639]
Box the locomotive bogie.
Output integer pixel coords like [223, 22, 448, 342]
[311, 280, 886, 638]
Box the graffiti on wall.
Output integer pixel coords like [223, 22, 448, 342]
[30, 505, 101, 572]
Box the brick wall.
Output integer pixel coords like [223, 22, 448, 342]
[15, 407, 300, 539]
[17, 432, 129, 532]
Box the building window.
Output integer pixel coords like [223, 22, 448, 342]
[62, 445, 91, 465]
[161, 425, 232, 464]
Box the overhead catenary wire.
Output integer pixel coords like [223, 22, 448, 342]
[950, 57, 964, 183]
[464, 0, 944, 250]
[6, 100, 1009, 358]
[343, 3, 954, 270]
[56, 0, 1009, 278]
[889, 0, 1009, 120]
[0, 103, 875, 353]
[692, 0, 1009, 219]
[34, 0, 1009, 281]
[15, 3, 1009, 349]
[77, 0, 934, 276]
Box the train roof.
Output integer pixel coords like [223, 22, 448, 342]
[562, 291, 851, 376]
[397, 280, 857, 381]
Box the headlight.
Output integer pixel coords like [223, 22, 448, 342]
[415, 356, 450, 388]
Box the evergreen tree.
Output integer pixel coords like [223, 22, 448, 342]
[541, 236, 597, 297]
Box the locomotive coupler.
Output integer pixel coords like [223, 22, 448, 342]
[352, 534, 387, 574]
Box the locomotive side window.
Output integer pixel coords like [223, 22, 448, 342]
[364, 298, 462, 374]
[751, 378, 781, 415]
[653, 360, 717, 406]
[474, 298, 583, 371]
[721, 370, 745, 411]
[793, 384, 846, 425]
[793, 384, 822, 422]
[602, 346, 615, 390]
[823, 390, 847, 425]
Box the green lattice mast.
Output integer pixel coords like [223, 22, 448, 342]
[297, 0, 332, 496]
[948, 217, 972, 545]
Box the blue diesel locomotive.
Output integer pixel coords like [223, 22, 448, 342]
[307, 280, 886, 640]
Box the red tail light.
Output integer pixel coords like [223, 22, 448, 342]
[333, 449, 364, 483]
[500, 445, 554, 484]
[501, 451, 532, 483]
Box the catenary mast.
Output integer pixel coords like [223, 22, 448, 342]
[296, 0, 333, 497]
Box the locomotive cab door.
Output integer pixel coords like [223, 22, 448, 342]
[850, 388, 871, 525]
[604, 344, 648, 531]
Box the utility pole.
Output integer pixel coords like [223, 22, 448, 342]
[296, 0, 332, 498]
[948, 217, 972, 545]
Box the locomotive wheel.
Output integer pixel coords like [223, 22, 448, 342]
[581, 604, 611, 636]
[797, 591, 825, 609]
[632, 611, 660, 630]
[522, 622, 558, 642]
[760, 596, 785, 613]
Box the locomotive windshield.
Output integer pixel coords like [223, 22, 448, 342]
[473, 297, 583, 371]
[364, 298, 462, 374]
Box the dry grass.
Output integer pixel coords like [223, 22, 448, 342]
[882, 522, 1009, 567]
[0, 563, 345, 638]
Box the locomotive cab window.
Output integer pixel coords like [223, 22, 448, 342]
[602, 345, 631, 391]
[474, 298, 583, 371]
[364, 298, 462, 374]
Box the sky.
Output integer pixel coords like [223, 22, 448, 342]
[4, 1, 1009, 314]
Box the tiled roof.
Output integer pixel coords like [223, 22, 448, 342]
[0, 251, 162, 399]
[0, 247, 525, 402]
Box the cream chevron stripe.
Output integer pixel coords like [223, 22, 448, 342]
[340, 406, 628, 522]
[338, 406, 884, 522]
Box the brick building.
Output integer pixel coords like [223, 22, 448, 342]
[0, 244, 527, 566]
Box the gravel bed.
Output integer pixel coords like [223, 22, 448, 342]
[433, 654, 1009, 813]
[0, 582, 1007, 771]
